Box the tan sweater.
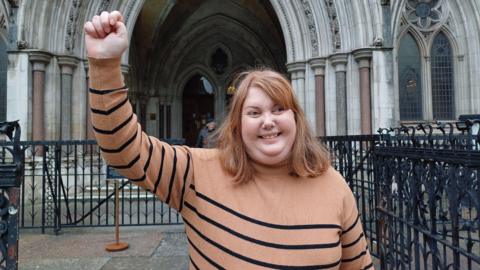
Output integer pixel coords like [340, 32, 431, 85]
[89, 57, 374, 270]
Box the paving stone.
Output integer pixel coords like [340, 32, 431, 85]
[19, 257, 110, 270]
[153, 232, 188, 257]
[100, 256, 189, 270]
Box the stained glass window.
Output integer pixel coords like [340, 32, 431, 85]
[431, 32, 454, 120]
[398, 33, 423, 120]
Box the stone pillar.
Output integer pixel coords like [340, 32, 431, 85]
[353, 49, 373, 135]
[139, 95, 149, 131]
[84, 60, 95, 140]
[58, 56, 78, 140]
[121, 64, 130, 87]
[330, 53, 348, 135]
[286, 62, 306, 109]
[309, 57, 327, 136]
[29, 52, 51, 142]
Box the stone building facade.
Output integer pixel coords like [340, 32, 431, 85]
[0, 0, 479, 142]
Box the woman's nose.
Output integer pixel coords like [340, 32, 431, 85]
[261, 113, 275, 129]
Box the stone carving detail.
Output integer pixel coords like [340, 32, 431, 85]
[99, 0, 112, 13]
[124, 1, 136, 24]
[300, 0, 319, 56]
[0, 12, 7, 31]
[16, 40, 27, 49]
[324, 0, 341, 51]
[403, 0, 448, 32]
[65, 0, 81, 51]
[278, 1, 295, 58]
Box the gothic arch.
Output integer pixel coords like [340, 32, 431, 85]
[177, 65, 219, 99]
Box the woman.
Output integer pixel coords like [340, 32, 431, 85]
[85, 11, 373, 269]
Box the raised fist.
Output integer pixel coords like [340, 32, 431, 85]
[84, 11, 129, 59]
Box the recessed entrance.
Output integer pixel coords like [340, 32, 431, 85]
[182, 74, 215, 146]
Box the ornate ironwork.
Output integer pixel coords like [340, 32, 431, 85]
[375, 120, 480, 269]
[0, 121, 24, 270]
[0, 139, 185, 232]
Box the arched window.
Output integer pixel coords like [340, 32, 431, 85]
[398, 33, 423, 120]
[431, 32, 454, 120]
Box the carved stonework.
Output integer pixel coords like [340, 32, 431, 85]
[278, 1, 295, 58]
[65, 0, 81, 52]
[124, 1, 136, 24]
[300, 0, 319, 56]
[99, 0, 112, 13]
[16, 40, 27, 49]
[0, 12, 7, 31]
[324, 0, 341, 51]
[403, 0, 448, 33]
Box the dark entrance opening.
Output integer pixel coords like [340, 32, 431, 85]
[182, 74, 215, 146]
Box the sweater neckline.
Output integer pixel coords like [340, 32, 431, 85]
[250, 158, 291, 177]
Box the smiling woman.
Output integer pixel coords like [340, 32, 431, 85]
[216, 69, 330, 183]
[85, 11, 374, 269]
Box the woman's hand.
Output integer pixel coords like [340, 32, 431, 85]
[84, 11, 128, 59]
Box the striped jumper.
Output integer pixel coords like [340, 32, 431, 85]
[88, 57, 374, 270]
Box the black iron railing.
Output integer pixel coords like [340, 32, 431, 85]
[0, 139, 185, 234]
[374, 121, 480, 270]
[1, 119, 479, 269]
[0, 121, 24, 270]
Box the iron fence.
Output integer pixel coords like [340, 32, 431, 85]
[0, 139, 185, 234]
[373, 121, 480, 270]
[1, 119, 479, 269]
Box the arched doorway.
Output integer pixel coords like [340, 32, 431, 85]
[182, 74, 215, 146]
[130, 0, 286, 139]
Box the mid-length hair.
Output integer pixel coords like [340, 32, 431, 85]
[216, 68, 330, 183]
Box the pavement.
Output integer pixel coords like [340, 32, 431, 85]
[19, 225, 381, 270]
[19, 225, 189, 270]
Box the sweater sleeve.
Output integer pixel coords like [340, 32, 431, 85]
[340, 187, 374, 270]
[88, 57, 193, 212]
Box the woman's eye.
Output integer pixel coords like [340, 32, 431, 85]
[247, 111, 260, 117]
[273, 106, 285, 114]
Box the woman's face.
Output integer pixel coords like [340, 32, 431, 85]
[241, 87, 296, 166]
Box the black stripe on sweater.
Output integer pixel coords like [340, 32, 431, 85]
[189, 185, 341, 231]
[127, 137, 154, 182]
[93, 113, 133, 134]
[362, 262, 374, 270]
[189, 256, 200, 270]
[109, 154, 140, 170]
[165, 147, 177, 204]
[91, 96, 129, 115]
[342, 215, 360, 234]
[187, 236, 225, 270]
[178, 152, 191, 212]
[184, 201, 340, 250]
[184, 218, 342, 270]
[342, 232, 364, 248]
[341, 247, 368, 263]
[89, 85, 127, 95]
[99, 129, 137, 153]
[153, 146, 166, 194]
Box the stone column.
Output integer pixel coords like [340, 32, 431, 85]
[121, 64, 130, 87]
[58, 56, 78, 140]
[286, 62, 306, 109]
[139, 95, 149, 131]
[353, 49, 373, 135]
[330, 53, 348, 135]
[29, 52, 51, 142]
[84, 60, 95, 140]
[309, 57, 327, 136]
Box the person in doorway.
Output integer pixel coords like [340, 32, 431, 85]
[195, 118, 216, 148]
[84, 11, 374, 269]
